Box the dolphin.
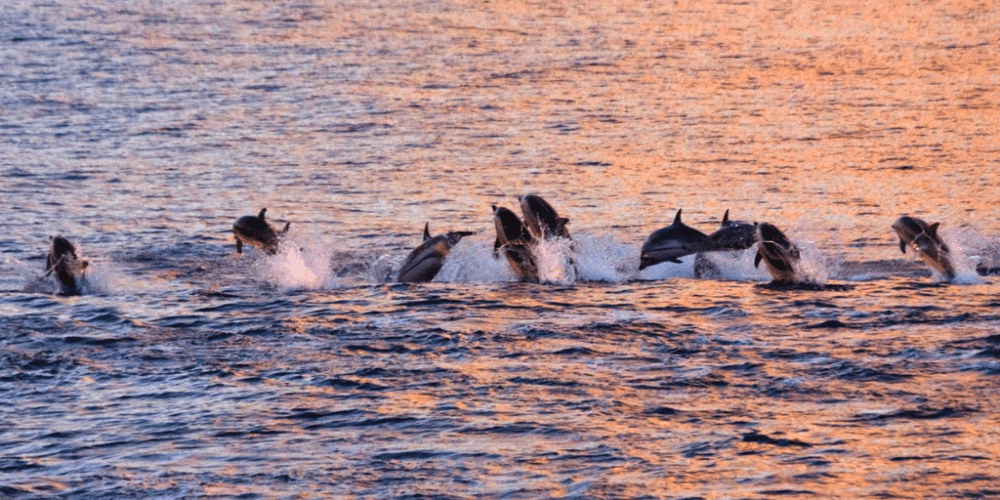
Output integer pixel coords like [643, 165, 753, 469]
[639, 209, 715, 270]
[754, 222, 801, 283]
[397, 223, 474, 283]
[492, 205, 539, 282]
[233, 208, 290, 254]
[45, 235, 88, 295]
[518, 194, 570, 241]
[891, 215, 955, 280]
[692, 210, 758, 279]
[708, 210, 757, 250]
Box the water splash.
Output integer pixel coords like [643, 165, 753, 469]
[939, 228, 985, 285]
[572, 233, 635, 283]
[4, 251, 122, 296]
[435, 238, 519, 283]
[793, 241, 832, 285]
[254, 230, 337, 291]
[534, 237, 578, 285]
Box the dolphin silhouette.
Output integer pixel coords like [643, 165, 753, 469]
[891, 215, 955, 280]
[397, 223, 474, 283]
[492, 205, 539, 282]
[639, 209, 715, 270]
[753, 222, 801, 283]
[45, 235, 88, 295]
[233, 208, 290, 255]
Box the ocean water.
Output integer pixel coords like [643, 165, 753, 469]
[2, 0, 1000, 498]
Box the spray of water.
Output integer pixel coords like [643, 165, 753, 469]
[939, 228, 985, 285]
[253, 229, 338, 291]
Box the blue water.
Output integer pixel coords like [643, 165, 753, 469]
[3, 0, 1000, 498]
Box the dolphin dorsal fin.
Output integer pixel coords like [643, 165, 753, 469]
[673, 209, 683, 225]
[556, 217, 569, 235]
[927, 222, 940, 238]
[722, 210, 730, 224]
[258, 208, 267, 220]
[423, 222, 431, 241]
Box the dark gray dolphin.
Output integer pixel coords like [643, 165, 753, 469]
[639, 209, 715, 270]
[45, 235, 87, 295]
[708, 210, 757, 250]
[891, 215, 955, 280]
[233, 208, 289, 255]
[492, 205, 539, 282]
[397, 223, 474, 283]
[692, 210, 758, 279]
[754, 222, 801, 283]
[518, 194, 570, 241]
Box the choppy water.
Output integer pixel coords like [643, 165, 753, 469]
[2, 0, 999, 498]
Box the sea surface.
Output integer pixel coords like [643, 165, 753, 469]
[2, 0, 1000, 498]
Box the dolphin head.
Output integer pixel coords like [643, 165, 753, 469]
[891, 216, 929, 253]
[493, 205, 526, 246]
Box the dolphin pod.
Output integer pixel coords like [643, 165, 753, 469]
[34, 205, 985, 297]
[233, 208, 290, 255]
[490, 194, 578, 283]
[227, 204, 979, 285]
[45, 235, 88, 295]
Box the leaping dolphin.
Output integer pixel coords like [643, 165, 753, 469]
[233, 208, 290, 255]
[492, 205, 539, 282]
[519, 194, 570, 241]
[891, 215, 955, 281]
[397, 223, 474, 283]
[693, 210, 759, 279]
[754, 222, 801, 283]
[45, 235, 88, 295]
[639, 209, 715, 270]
